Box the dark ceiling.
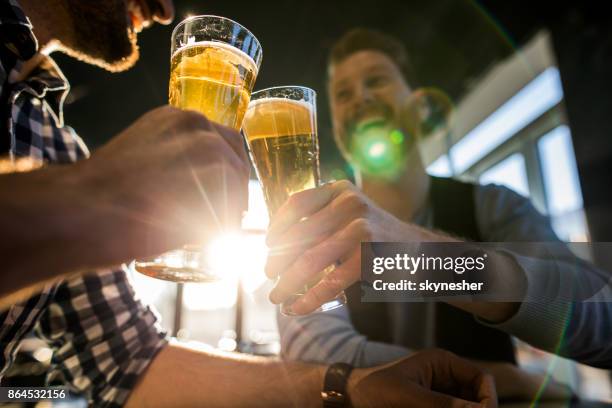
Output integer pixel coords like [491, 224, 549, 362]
[55, 0, 543, 177]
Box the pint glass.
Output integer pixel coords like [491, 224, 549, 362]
[134, 15, 262, 282]
[242, 86, 347, 314]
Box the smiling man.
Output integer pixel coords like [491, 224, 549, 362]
[271, 28, 612, 389]
[0, 2, 498, 407]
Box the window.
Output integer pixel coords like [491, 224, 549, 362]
[538, 126, 589, 241]
[479, 153, 529, 197]
[426, 154, 452, 177]
[450, 67, 563, 173]
[426, 60, 588, 243]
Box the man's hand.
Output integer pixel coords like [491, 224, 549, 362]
[473, 361, 572, 402]
[349, 349, 497, 407]
[266, 180, 446, 314]
[76, 105, 250, 266]
[1, 105, 250, 302]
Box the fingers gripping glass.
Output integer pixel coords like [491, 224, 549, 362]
[241, 86, 347, 314]
[134, 15, 262, 282]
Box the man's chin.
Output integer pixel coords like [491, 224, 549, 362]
[56, 32, 140, 73]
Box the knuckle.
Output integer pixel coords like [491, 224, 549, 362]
[299, 249, 317, 269]
[429, 348, 453, 361]
[296, 250, 318, 276]
[178, 109, 210, 129]
[197, 131, 231, 154]
[340, 190, 368, 214]
[320, 275, 343, 295]
[158, 104, 180, 115]
[285, 192, 304, 210]
[333, 179, 353, 191]
[349, 218, 372, 240]
[309, 289, 325, 306]
[142, 105, 177, 122]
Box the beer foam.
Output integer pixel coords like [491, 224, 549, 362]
[243, 97, 316, 139]
[173, 40, 258, 76]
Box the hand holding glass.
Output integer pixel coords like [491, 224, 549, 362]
[241, 86, 347, 314]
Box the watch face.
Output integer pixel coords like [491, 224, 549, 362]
[322, 390, 347, 407]
[322, 390, 345, 401]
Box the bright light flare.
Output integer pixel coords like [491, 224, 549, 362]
[368, 141, 387, 158]
[183, 180, 271, 311]
[183, 232, 268, 310]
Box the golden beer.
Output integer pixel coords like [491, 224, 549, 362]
[134, 15, 262, 283]
[169, 41, 258, 130]
[242, 98, 320, 215]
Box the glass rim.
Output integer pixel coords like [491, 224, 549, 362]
[171, 14, 262, 67]
[250, 85, 316, 99]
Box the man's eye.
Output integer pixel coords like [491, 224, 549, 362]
[366, 76, 389, 88]
[335, 89, 352, 102]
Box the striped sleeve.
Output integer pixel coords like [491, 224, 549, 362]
[277, 306, 410, 368]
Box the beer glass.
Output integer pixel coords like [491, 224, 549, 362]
[134, 15, 262, 282]
[242, 86, 347, 314]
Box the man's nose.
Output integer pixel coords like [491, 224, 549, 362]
[349, 83, 375, 112]
[153, 0, 175, 24]
[354, 83, 375, 104]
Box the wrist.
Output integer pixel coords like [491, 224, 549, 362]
[291, 363, 327, 408]
[322, 362, 354, 408]
[345, 367, 370, 408]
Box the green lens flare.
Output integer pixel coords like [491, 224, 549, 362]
[390, 129, 404, 145]
[349, 123, 407, 179]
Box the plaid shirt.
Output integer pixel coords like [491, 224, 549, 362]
[0, 1, 168, 406]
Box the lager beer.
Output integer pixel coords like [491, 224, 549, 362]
[242, 87, 346, 314]
[134, 15, 262, 283]
[242, 98, 319, 215]
[169, 41, 258, 130]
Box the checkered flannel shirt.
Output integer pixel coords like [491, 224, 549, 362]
[0, 1, 168, 406]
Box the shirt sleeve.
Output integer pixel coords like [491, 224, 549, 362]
[278, 305, 410, 368]
[33, 266, 168, 407]
[474, 183, 612, 368]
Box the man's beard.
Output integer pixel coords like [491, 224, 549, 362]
[58, 0, 139, 72]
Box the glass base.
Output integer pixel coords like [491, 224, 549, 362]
[133, 247, 221, 283]
[133, 262, 221, 283]
[280, 291, 347, 316]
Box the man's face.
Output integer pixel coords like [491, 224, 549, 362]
[61, 0, 174, 72]
[328, 50, 412, 160]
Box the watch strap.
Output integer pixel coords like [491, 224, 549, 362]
[322, 362, 354, 407]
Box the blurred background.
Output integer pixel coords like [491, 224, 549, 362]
[7, 0, 611, 405]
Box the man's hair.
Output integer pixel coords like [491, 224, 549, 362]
[328, 28, 417, 86]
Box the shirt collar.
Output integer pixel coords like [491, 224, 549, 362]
[10, 56, 70, 126]
[1, 0, 69, 126]
[0, 0, 38, 61]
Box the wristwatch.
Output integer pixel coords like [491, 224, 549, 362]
[321, 362, 354, 407]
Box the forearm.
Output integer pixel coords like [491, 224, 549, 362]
[414, 228, 525, 323]
[126, 343, 326, 408]
[0, 164, 100, 300]
[279, 312, 410, 367]
[447, 250, 525, 323]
